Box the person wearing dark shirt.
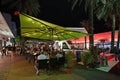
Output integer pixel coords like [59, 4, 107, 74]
[2, 47, 6, 56]
[113, 46, 119, 61]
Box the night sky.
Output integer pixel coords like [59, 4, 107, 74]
[0, 0, 111, 34]
[38, 0, 83, 27]
[37, 0, 111, 33]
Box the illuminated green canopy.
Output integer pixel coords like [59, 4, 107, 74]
[20, 13, 87, 41]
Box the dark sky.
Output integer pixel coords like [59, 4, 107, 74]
[38, 0, 84, 27]
[0, 0, 111, 34]
[37, 0, 109, 33]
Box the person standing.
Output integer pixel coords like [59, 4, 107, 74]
[118, 49, 120, 62]
[2, 47, 6, 56]
[113, 46, 119, 61]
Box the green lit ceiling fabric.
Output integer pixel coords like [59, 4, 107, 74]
[20, 13, 88, 41]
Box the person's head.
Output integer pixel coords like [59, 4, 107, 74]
[44, 51, 48, 55]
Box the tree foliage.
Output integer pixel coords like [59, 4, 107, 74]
[1, 0, 40, 16]
[69, 0, 120, 50]
[95, 0, 120, 21]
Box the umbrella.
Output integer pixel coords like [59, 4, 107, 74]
[20, 13, 88, 41]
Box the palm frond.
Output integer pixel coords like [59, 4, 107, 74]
[85, 0, 91, 12]
[94, 0, 120, 21]
[9, 0, 21, 9]
[71, 0, 82, 10]
[26, 0, 40, 16]
[1, 0, 14, 5]
[100, 0, 106, 4]
[2, 0, 40, 16]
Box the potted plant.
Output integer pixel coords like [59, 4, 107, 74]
[65, 50, 76, 73]
[81, 50, 95, 68]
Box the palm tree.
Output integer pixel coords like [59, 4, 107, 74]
[117, 16, 120, 49]
[94, 0, 120, 50]
[69, 0, 100, 52]
[1, 0, 40, 16]
[70, 0, 120, 50]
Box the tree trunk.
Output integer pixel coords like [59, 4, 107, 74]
[89, 1, 94, 52]
[117, 17, 120, 49]
[21, 37, 26, 54]
[84, 36, 87, 49]
[111, 14, 116, 50]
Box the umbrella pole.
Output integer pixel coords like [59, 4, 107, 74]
[50, 28, 54, 51]
[84, 36, 87, 49]
[49, 28, 54, 40]
[51, 28, 53, 40]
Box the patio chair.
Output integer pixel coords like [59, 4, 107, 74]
[58, 57, 65, 68]
[37, 59, 49, 72]
[49, 58, 59, 71]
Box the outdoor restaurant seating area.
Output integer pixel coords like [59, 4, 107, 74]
[23, 41, 71, 75]
[37, 57, 65, 71]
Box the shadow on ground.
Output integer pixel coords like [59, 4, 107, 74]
[0, 55, 81, 80]
[0, 54, 120, 80]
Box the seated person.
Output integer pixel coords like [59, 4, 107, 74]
[34, 51, 47, 75]
[37, 52, 47, 60]
[56, 51, 63, 59]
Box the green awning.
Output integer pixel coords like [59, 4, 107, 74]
[20, 13, 88, 41]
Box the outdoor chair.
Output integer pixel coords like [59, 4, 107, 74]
[37, 59, 49, 72]
[49, 58, 59, 71]
[58, 57, 65, 68]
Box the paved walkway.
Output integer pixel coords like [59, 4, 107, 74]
[0, 52, 81, 80]
[0, 52, 120, 80]
[73, 68, 120, 80]
[96, 56, 119, 72]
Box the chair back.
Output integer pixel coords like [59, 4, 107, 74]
[49, 58, 58, 70]
[58, 57, 65, 67]
[37, 59, 48, 70]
